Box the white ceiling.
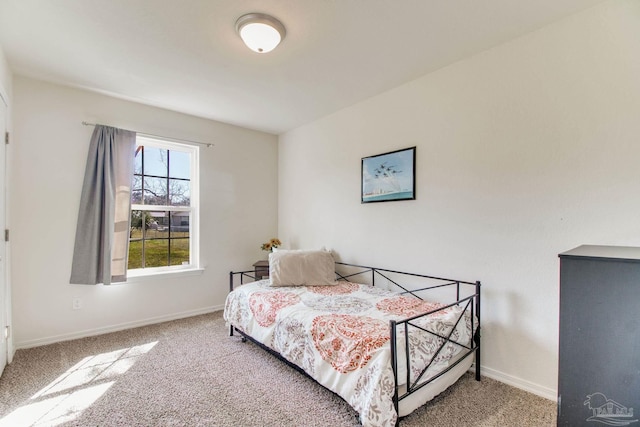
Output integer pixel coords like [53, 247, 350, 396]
[0, 0, 605, 135]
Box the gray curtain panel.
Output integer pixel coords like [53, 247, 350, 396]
[70, 125, 136, 285]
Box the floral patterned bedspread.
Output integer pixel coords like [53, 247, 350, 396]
[223, 280, 472, 427]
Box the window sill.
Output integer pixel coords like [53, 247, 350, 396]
[123, 267, 205, 283]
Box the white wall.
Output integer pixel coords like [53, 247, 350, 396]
[278, 0, 640, 398]
[11, 76, 278, 348]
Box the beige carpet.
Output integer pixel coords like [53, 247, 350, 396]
[0, 312, 555, 426]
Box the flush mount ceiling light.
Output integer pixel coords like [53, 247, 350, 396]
[235, 13, 286, 53]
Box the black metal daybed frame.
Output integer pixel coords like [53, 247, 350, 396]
[227, 262, 481, 426]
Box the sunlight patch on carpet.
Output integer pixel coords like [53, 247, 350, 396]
[0, 341, 157, 427]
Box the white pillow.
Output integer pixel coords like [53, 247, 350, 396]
[273, 246, 331, 253]
[269, 250, 336, 286]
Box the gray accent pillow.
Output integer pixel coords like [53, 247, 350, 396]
[269, 250, 336, 286]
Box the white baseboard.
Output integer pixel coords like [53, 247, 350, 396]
[15, 305, 224, 349]
[480, 365, 556, 401]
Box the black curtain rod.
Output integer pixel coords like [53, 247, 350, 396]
[81, 121, 213, 148]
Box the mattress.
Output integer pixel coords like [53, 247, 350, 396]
[224, 279, 474, 427]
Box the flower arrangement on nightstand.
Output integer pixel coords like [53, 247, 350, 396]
[260, 238, 281, 252]
[256, 238, 280, 279]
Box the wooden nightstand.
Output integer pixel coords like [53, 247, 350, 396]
[253, 260, 269, 280]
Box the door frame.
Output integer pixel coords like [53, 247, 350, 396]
[0, 90, 10, 373]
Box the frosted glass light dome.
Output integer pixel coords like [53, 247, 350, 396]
[236, 13, 286, 53]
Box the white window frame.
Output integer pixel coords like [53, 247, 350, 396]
[127, 135, 200, 277]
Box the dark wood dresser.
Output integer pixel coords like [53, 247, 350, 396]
[558, 245, 640, 426]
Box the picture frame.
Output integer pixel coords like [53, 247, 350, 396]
[361, 146, 416, 203]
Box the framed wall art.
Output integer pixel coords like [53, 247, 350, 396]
[361, 146, 416, 203]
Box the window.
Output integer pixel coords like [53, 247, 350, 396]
[129, 136, 199, 273]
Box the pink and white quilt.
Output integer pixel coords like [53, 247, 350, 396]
[223, 280, 472, 427]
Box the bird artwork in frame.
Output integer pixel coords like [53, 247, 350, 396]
[361, 147, 416, 203]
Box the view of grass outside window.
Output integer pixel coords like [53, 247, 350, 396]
[129, 136, 198, 271]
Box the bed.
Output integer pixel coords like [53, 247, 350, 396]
[224, 251, 481, 427]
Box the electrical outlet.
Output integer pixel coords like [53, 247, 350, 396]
[72, 297, 82, 310]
